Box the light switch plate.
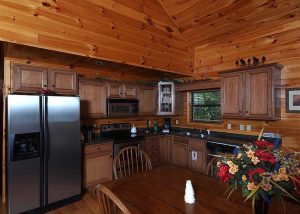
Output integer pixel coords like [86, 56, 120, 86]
[246, 125, 252, 131]
[240, 125, 245, 131]
[175, 120, 179, 125]
[227, 124, 232, 129]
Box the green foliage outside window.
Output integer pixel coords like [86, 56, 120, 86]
[191, 90, 221, 122]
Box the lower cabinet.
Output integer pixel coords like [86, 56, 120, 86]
[145, 136, 160, 167]
[159, 135, 172, 164]
[188, 139, 207, 174]
[84, 142, 113, 189]
[172, 142, 188, 168]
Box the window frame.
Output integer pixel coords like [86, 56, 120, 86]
[190, 89, 221, 123]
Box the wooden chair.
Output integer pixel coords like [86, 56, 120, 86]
[206, 156, 221, 177]
[95, 184, 131, 214]
[113, 146, 152, 179]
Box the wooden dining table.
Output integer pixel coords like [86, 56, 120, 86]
[103, 165, 300, 214]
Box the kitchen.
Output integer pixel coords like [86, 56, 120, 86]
[1, 0, 300, 214]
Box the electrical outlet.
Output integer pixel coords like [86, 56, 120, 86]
[240, 125, 245, 131]
[175, 119, 179, 125]
[227, 124, 232, 129]
[246, 125, 252, 131]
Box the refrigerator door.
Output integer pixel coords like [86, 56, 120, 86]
[7, 95, 41, 214]
[46, 96, 81, 204]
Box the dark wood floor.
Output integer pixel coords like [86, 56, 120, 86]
[0, 192, 100, 214]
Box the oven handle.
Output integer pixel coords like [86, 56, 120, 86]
[207, 141, 240, 148]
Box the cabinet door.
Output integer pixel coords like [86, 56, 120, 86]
[84, 152, 112, 188]
[79, 80, 107, 118]
[107, 83, 123, 98]
[124, 84, 137, 98]
[188, 146, 206, 174]
[244, 68, 273, 119]
[172, 143, 188, 168]
[175, 91, 184, 115]
[138, 86, 156, 115]
[221, 72, 243, 118]
[12, 64, 48, 93]
[159, 136, 172, 164]
[48, 69, 77, 94]
[158, 82, 175, 115]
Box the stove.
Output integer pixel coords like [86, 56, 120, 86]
[100, 123, 145, 157]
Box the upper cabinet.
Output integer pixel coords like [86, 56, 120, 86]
[11, 63, 78, 95]
[137, 86, 156, 115]
[221, 72, 243, 118]
[220, 64, 282, 120]
[107, 83, 137, 99]
[79, 79, 107, 118]
[48, 69, 77, 94]
[157, 82, 175, 115]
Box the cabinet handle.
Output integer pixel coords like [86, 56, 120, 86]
[44, 85, 47, 87]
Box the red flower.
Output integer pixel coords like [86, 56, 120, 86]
[248, 168, 265, 182]
[217, 165, 231, 183]
[255, 149, 276, 164]
[255, 140, 274, 148]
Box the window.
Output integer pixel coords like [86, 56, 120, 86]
[191, 89, 221, 122]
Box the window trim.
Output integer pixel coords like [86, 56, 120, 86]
[190, 89, 221, 123]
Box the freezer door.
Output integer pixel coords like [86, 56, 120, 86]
[7, 95, 41, 214]
[46, 96, 81, 204]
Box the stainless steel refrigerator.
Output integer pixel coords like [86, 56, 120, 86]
[6, 95, 81, 214]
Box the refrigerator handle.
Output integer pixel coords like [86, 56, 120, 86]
[44, 96, 49, 161]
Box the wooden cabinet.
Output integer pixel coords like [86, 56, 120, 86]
[172, 142, 188, 168]
[138, 86, 156, 115]
[145, 136, 160, 167]
[220, 64, 282, 120]
[188, 139, 206, 174]
[11, 63, 78, 95]
[159, 135, 172, 164]
[79, 79, 107, 118]
[175, 91, 184, 115]
[12, 64, 48, 93]
[107, 83, 137, 98]
[221, 72, 243, 118]
[48, 69, 77, 94]
[84, 143, 113, 189]
[244, 68, 273, 119]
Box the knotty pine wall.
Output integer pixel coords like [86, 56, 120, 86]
[0, 0, 193, 75]
[173, 32, 300, 153]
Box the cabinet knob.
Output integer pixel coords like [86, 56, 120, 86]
[97, 147, 101, 150]
[246, 111, 249, 114]
[52, 85, 55, 87]
[238, 111, 241, 113]
[44, 85, 47, 87]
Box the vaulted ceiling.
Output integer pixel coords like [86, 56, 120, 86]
[1, 0, 300, 78]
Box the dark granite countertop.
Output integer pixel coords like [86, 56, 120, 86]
[84, 136, 114, 145]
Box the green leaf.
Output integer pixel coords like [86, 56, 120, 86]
[252, 197, 256, 214]
[270, 180, 300, 203]
[244, 183, 262, 203]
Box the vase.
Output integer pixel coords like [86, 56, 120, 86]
[254, 198, 270, 214]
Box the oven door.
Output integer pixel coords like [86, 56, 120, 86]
[113, 141, 142, 157]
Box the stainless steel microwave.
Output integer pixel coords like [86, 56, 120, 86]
[107, 99, 139, 117]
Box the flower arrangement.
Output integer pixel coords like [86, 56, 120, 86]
[216, 136, 300, 212]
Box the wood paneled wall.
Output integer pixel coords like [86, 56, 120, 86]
[174, 28, 300, 153]
[0, 0, 193, 75]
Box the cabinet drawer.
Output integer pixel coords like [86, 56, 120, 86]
[188, 139, 206, 149]
[173, 136, 188, 144]
[146, 136, 159, 143]
[85, 143, 113, 154]
[146, 142, 159, 151]
[147, 150, 159, 157]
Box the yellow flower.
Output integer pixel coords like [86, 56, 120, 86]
[242, 175, 247, 181]
[279, 167, 287, 174]
[237, 153, 242, 159]
[229, 164, 239, 175]
[226, 161, 234, 167]
[246, 150, 255, 158]
[247, 182, 256, 191]
[251, 156, 260, 165]
[272, 173, 289, 182]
